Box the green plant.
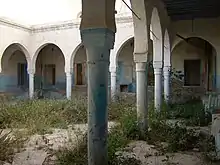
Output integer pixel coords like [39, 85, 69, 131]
[0, 99, 87, 135]
[148, 101, 201, 152]
[0, 130, 25, 163]
[56, 134, 87, 165]
[56, 99, 140, 165]
[167, 99, 211, 126]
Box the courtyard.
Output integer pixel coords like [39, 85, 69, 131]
[0, 84, 219, 165]
[1, 0, 220, 164]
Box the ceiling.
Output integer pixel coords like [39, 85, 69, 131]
[163, 0, 220, 20]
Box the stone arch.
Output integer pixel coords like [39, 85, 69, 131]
[130, 0, 150, 59]
[172, 37, 217, 90]
[151, 7, 163, 63]
[33, 43, 66, 90]
[172, 36, 216, 52]
[115, 36, 134, 67]
[116, 37, 135, 92]
[71, 44, 87, 86]
[0, 43, 31, 72]
[164, 29, 171, 67]
[77, 11, 82, 18]
[70, 43, 84, 69]
[32, 43, 66, 73]
[0, 43, 31, 93]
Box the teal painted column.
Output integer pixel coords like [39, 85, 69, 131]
[80, 28, 115, 165]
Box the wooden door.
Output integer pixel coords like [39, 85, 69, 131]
[76, 63, 83, 85]
[44, 64, 56, 86]
[184, 59, 201, 86]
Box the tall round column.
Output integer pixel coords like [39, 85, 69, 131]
[136, 62, 148, 136]
[163, 66, 170, 104]
[110, 67, 117, 101]
[66, 72, 72, 100]
[81, 28, 115, 165]
[28, 70, 35, 99]
[154, 67, 162, 110]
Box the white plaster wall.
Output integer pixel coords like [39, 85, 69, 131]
[1, 14, 220, 90]
[172, 41, 206, 72]
[0, 50, 27, 90]
[30, 27, 81, 73]
[6, 51, 26, 75]
[0, 20, 31, 72]
[110, 18, 134, 70]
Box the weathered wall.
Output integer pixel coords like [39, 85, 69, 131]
[0, 50, 27, 92]
[1, 10, 220, 94]
[35, 44, 65, 89]
[73, 46, 87, 85]
[117, 38, 135, 92]
[171, 17, 220, 89]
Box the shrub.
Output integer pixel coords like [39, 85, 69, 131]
[56, 99, 140, 165]
[167, 99, 211, 126]
[0, 130, 25, 163]
[0, 98, 87, 135]
[148, 101, 202, 152]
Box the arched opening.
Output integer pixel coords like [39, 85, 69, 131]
[34, 44, 65, 96]
[172, 37, 217, 91]
[73, 45, 87, 86]
[164, 30, 171, 67]
[1, 43, 29, 95]
[116, 37, 154, 93]
[117, 37, 135, 93]
[151, 7, 163, 63]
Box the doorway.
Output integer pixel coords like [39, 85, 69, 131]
[44, 64, 56, 86]
[76, 63, 83, 85]
[184, 59, 201, 86]
[17, 63, 28, 87]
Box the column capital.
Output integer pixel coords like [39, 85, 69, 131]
[134, 52, 148, 63]
[154, 68, 162, 75]
[80, 28, 115, 50]
[80, 0, 116, 32]
[163, 66, 171, 72]
[27, 69, 35, 75]
[109, 66, 117, 73]
[65, 68, 73, 75]
[153, 61, 163, 69]
[66, 72, 73, 77]
[136, 62, 147, 72]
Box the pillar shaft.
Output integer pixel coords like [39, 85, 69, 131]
[81, 28, 115, 165]
[154, 67, 162, 110]
[136, 62, 148, 135]
[28, 71, 34, 99]
[163, 66, 170, 104]
[110, 67, 117, 101]
[66, 72, 72, 100]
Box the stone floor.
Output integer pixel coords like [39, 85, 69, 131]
[1, 122, 218, 165]
[117, 141, 209, 165]
[1, 122, 117, 165]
